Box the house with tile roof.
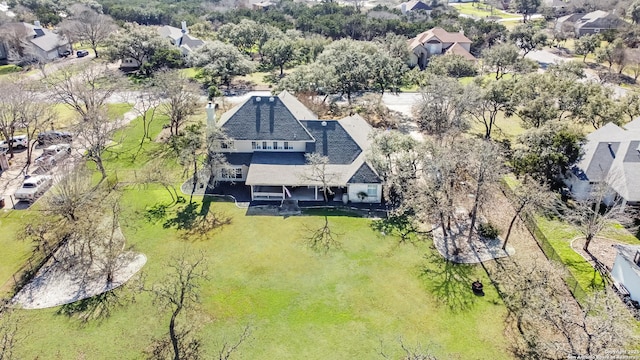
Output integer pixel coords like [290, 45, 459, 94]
[564, 119, 640, 205]
[210, 91, 384, 203]
[408, 27, 475, 69]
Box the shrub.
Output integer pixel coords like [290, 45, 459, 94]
[478, 222, 499, 239]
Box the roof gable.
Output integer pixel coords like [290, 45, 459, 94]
[445, 43, 476, 60]
[301, 120, 362, 164]
[585, 142, 619, 182]
[220, 96, 315, 141]
[348, 163, 382, 184]
[409, 27, 472, 50]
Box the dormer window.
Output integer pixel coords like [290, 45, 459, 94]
[262, 141, 268, 150]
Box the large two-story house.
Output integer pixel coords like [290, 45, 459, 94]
[408, 27, 475, 69]
[209, 91, 383, 203]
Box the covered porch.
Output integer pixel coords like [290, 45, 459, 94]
[251, 185, 345, 202]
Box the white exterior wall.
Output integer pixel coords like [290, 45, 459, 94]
[347, 184, 382, 203]
[611, 253, 640, 302]
[224, 140, 308, 152]
[564, 173, 592, 201]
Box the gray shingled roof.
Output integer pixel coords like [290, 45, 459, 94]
[301, 120, 361, 165]
[251, 151, 306, 165]
[348, 163, 382, 184]
[220, 96, 315, 141]
[224, 153, 254, 166]
[585, 142, 619, 182]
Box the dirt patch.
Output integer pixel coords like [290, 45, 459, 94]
[571, 237, 621, 272]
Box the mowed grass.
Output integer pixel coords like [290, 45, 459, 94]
[451, 3, 519, 19]
[52, 103, 133, 129]
[14, 192, 511, 359]
[7, 109, 511, 359]
[0, 211, 35, 296]
[468, 110, 526, 141]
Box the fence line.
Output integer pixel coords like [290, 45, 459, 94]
[500, 179, 589, 303]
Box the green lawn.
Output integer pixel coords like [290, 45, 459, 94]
[51, 103, 133, 129]
[0, 211, 35, 297]
[451, 3, 520, 19]
[468, 110, 526, 141]
[3, 110, 512, 359]
[0, 64, 21, 76]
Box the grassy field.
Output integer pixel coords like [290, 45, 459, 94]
[3, 108, 513, 359]
[468, 110, 526, 141]
[0, 64, 21, 76]
[451, 3, 519, 19]
[52, 103, 133, 129]
[0, 211, 35, 297]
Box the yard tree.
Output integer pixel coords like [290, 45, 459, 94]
[510, 0, 541, 22]
[46, 65, 123, 123]
[150, 253, 208, 360]
[618, 91, 640, 122]
[216, 19, 261, 54]
[375, 33, 411, 62]
[368, 50, 408, 95]
[316, 39, 374, 103]
[368, 129, 419, 208]
[175, 123, 206, 202]
[413, 74, 469, 143]
[511, 120, 585, 184]
[73, 107, 121, 180]
[132, 83, 160, 146]
[567, 82, 622, 129]
[595, 38, 626, 72]
[426, 54, 478, 78]
[188, 40, 254, 88]
[304, 153, 337, 203]
[0, 77, 28, 160]
[564, 181, 635, 252]
[262, 37, 296, 76]
[466, 139, 504, 243]
[493, 259, 638, 357]
[275, 63, 338, 97]
[104, 22, 170, 75]
[155, 70, 200, 138]
[466, 77, 515, 139]
[59, 6, 115, 57]
[216, 324, 253, 360]
[295, 34, 331, 64]
[46, 164, 98, 223]
[502, 177, 553, 250]
[508, 23, 548, 57]
[575, 34, 600, 62]
[482, 43, 523, 80]
[511, 73, 562, 128]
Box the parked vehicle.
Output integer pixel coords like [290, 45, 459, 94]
[14, 175, 53, 202]
[35, 143, 71, 169]
[37, 131, 73, 146]
[60, 50, 71, 57]
[76, 50, 89, 57]
[0, 135, 28, 151]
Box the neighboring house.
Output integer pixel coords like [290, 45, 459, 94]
[158, 21, 204, 56]
[211, 91, 384, 203]
[121, 21, 203, 69]
[556, 11, 627, 37]
[408, 27, 474, 69]
[0, 21, 70, 63]
[545, 0, 570, 15]
[396, 0, 433, 15]
[564, 119, 640, 206]
[252, 0, 276, 10]
[611, 244, 640, 304]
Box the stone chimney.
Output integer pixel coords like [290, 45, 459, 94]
[181, 21, 187, 34]
[206, 102, 217, 130]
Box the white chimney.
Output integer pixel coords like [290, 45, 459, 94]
[401, 3, 407, 15]
[34, 20, 41, 28]
[181, 21, 187, 34]
[206, 102, 217, 129]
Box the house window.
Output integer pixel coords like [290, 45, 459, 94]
[262, 141, 268, 150]
[367, 185, 377, 197]
[273, 141, 278, 150]
[235, 168, 243, 179]
[284, 141, 293, 150]
[221, 141, 234, 149]
[252, 141, 257, 150]
[221, 168, 243, 179]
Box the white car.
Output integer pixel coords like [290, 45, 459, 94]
[14, 175, 53, 202]
[0, 135, 28, 151]
[34, 143, 71, 169]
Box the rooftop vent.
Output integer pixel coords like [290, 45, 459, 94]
[321, 121, 327, 127]
[269, 97, 275, 102]
[256, 97, 261, 102]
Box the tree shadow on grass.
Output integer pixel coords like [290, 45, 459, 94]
[419, 249, 478, 312]
[162, 198, 232, 241]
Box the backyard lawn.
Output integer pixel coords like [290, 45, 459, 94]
[451, 3, 520, 20]
[3, 111, 513, 359]
[12, 191, 512, 359]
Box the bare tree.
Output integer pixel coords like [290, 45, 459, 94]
[46, 65, 124, 123]
[133, 85, 161, 145]
[502, 177, 553, 249]
[303, 153, 337, 202]
[216, 324, 253, 360]
[46, 164, 98, 222]
[156, 70, 200, 138]
[72, 108, 122, 180]
[150, 253, 208, 360]
[59, 6, 115, 58]
[466, 140, 504, 243]
[564, 180, 635, 252]
[379, 338, 440, 360]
